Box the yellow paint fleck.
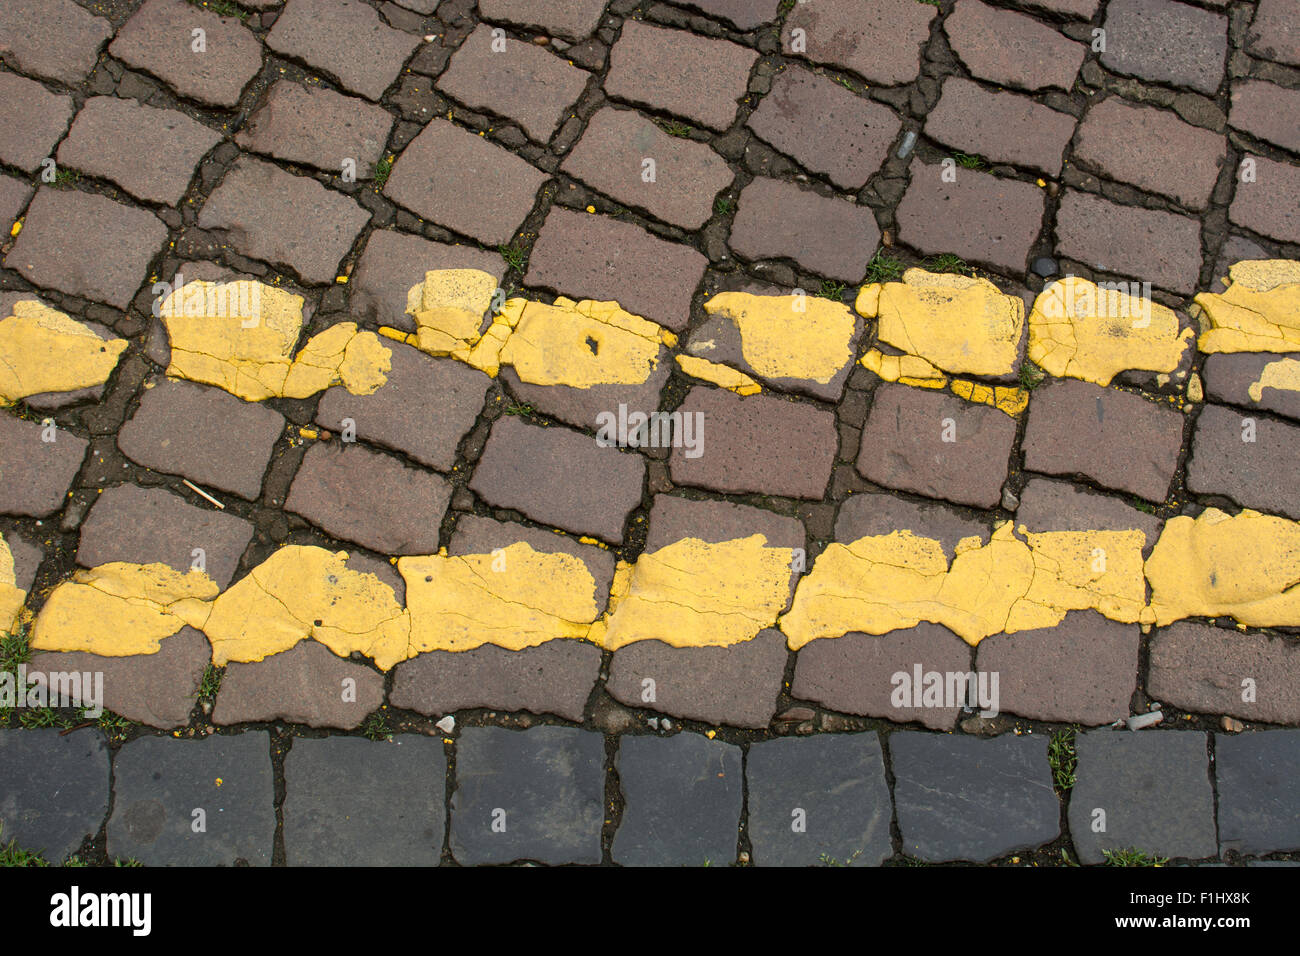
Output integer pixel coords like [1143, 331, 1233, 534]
[675, 354, 762, 395]
[1248, 356, 1300, 403]
[1195, 260, 1300, 354]
[31, 563, 218, 657]
[588, 536, 795, 651]
[0, 301, 128, 405]
[9, 219, 21, 237]
[1144, 508, 1300, 628]
[1028, 276, 1193, 386]
[586, 205, 596, 213]
[857, 269, 1024, 378]
[702, 291, 858, 385]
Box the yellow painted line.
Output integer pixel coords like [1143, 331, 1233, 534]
[0, 301, 128, 406]
[0, 533, 26, 638]
[1194, 260, 1300, 354]
[702, 291, 858, 385]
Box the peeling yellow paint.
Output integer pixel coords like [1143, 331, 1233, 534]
[0, 301, 128, 405]
[401, 542, 599, 654]
[31, 563, 218, 657]
[857, 269, 1024, 378]
[496, 297, 669, 387]
[675, 354, 762, 395]
[0, 534, 25, 637]
[1028, 276, 1193, 386]
[702, 291, 857, 384]
[949, 379, 1031, 416]
[1195, 260, 1300, 354]
[588, 535, 795, 651]
[780, 523, 1148, 649]
[1144, 508, 1300, 628]
[202, 546, 411, 670]
[860, 347, 948, 388]
[1248, 356, 1300, 403]
[403, 268, 499, 358]
[162, 280, 391, 401]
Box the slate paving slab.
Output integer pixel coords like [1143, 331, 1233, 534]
[0, 729, 110, 862]
[385, 118, 548, 245]
[925, 78, 1075, 178]
[235, 80, 394, 176]
[57, 96, 221, 207]
[781, 0, 935, 87]
[1186, 403, 1300, 519]
[944, 0, 1085, 93]
[469, 416, 645, 543]
[1215, 730, 1300, 856]
[315, 341, 491, 472]
[285, 441, 451, 554]
[77, 482, 254, 588]
[668, 387, 837, 500]
[525, 206, 707, 332]
[895, 159, 1044, 275]
[0, 413, 88, 517]
[0, 0, 113, 87]
[746, 65, 900, 191]
[728, 176, 881, 282]
[1229, 155, 1300, 246]
[1149, 622, 1300, 726]
[108, 732, 275, 866]
[29, 628, 210, 730]
[213, 641, 385, 729]
[439, 23, 589, 142]
[6, 187, 167, 308]
[1022, 379, 1184, 503]
[1068, 731, 1217, 864]
[199, 157, 370, 285]
[267, 0, 421, 102]
[476, 0, 610, 40]
[119, 378, 284, 501]
[890, 732, 1059, 863]
[109, 0, 263, 108]
[747, 733, 894, 867]
[451, 726, 605, 865]
[613, 733, 743, 866]
[284, 735, 446, 866]
[1100, 0, 1229, 96]
[562, 107, 734, 231]
[857, 383, 1017, 510]
[605, 20, 757, 132]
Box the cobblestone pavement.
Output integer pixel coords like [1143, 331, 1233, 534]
[1, 0, 1299, 868]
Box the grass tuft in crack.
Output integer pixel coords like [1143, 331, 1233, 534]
[1048, 727, 1078, 790]
[865, 251, 906, 284]
[1103, 847, 1168, 867]
[371, 156, 394, 188]
[498, 244, 528, 272]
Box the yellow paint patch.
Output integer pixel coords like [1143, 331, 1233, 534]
[857, 269, 1023, 378]
[31, 563, 218, 657]
[1195, 260, 1300, 354]
[202, 546, 411, 671]
[1028, 276, 1193, 386]
[1144, 508, 1300, 628]
[1248, 356, 1300, 403]
[949, 379, 1031, 416]
[702, 291, 857, 385]
[401, 542, 599, 654]
[162, 280, 392, 401]
[860, 347, 948, 388]
[780, 523, 1147, 649]
[675, 355, 762, 395]
[0, 301, 128, 405]
[588, 535, 795, 651]
[0, 534, 25, 637]
[496, 297, 669, 387]
[403, 268, 499, 356]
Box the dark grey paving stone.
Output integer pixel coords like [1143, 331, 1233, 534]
[944, 0, 1086, 92]
[266, 0, 420, 101]
[284, 735, 446, 866]
[0, 411, 88, 517]
[0, 174, 33, 232]
[925, 77, 1075, 177]
[213, 641, 385, 730]
[451, 726, 605, 865]
[679, 0, 782, 30]
[1229, 154, 1300, 248]
[891, 732, 1059, 862]
[1203, 351, 1300, 422]
[0, 729, 110, 862]
[476, 0, 609, 40]
[107, 732, 275, 866]
[781, 0, 935, 86]
[1246, 0, 1300, 69]
[613, 733, 743, 866]
[1015, 477, 1163, 555]
[1187, 403, 1300, 519]
[0, 71, 73, 174]
[0, 0, 113, 87]
[235, 80, 394, 176]
[1100, 0, 1228, 96]
[1216, 730, 1300, 856]
[747, 733, 894, 867]
[1068, 731, 1216, 864]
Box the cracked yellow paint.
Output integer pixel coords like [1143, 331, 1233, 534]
[1029, 276, 1194, 386]
[857, 269, 1023, 378]
[162, 280, 391, 400]
[674, 354, 762, 395]
[1249, 356, 1300, 403]
[0, 534, 25, 637]
[1195, 260, 1300, 354]
[402, 268, 499, 358]
[401, 542, 599, 654]
[30, 563, 218, 657]
[0, 301, 128, 405]
[702, 292, 857, 384]
[950, 379, 1031, 416]
[588, 535, 795, 651]
[860, 347, 948, 387]
[201, 546, 411, 671]
[1144, 508, 1300, 628]
[780, 523, 1147, 649]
